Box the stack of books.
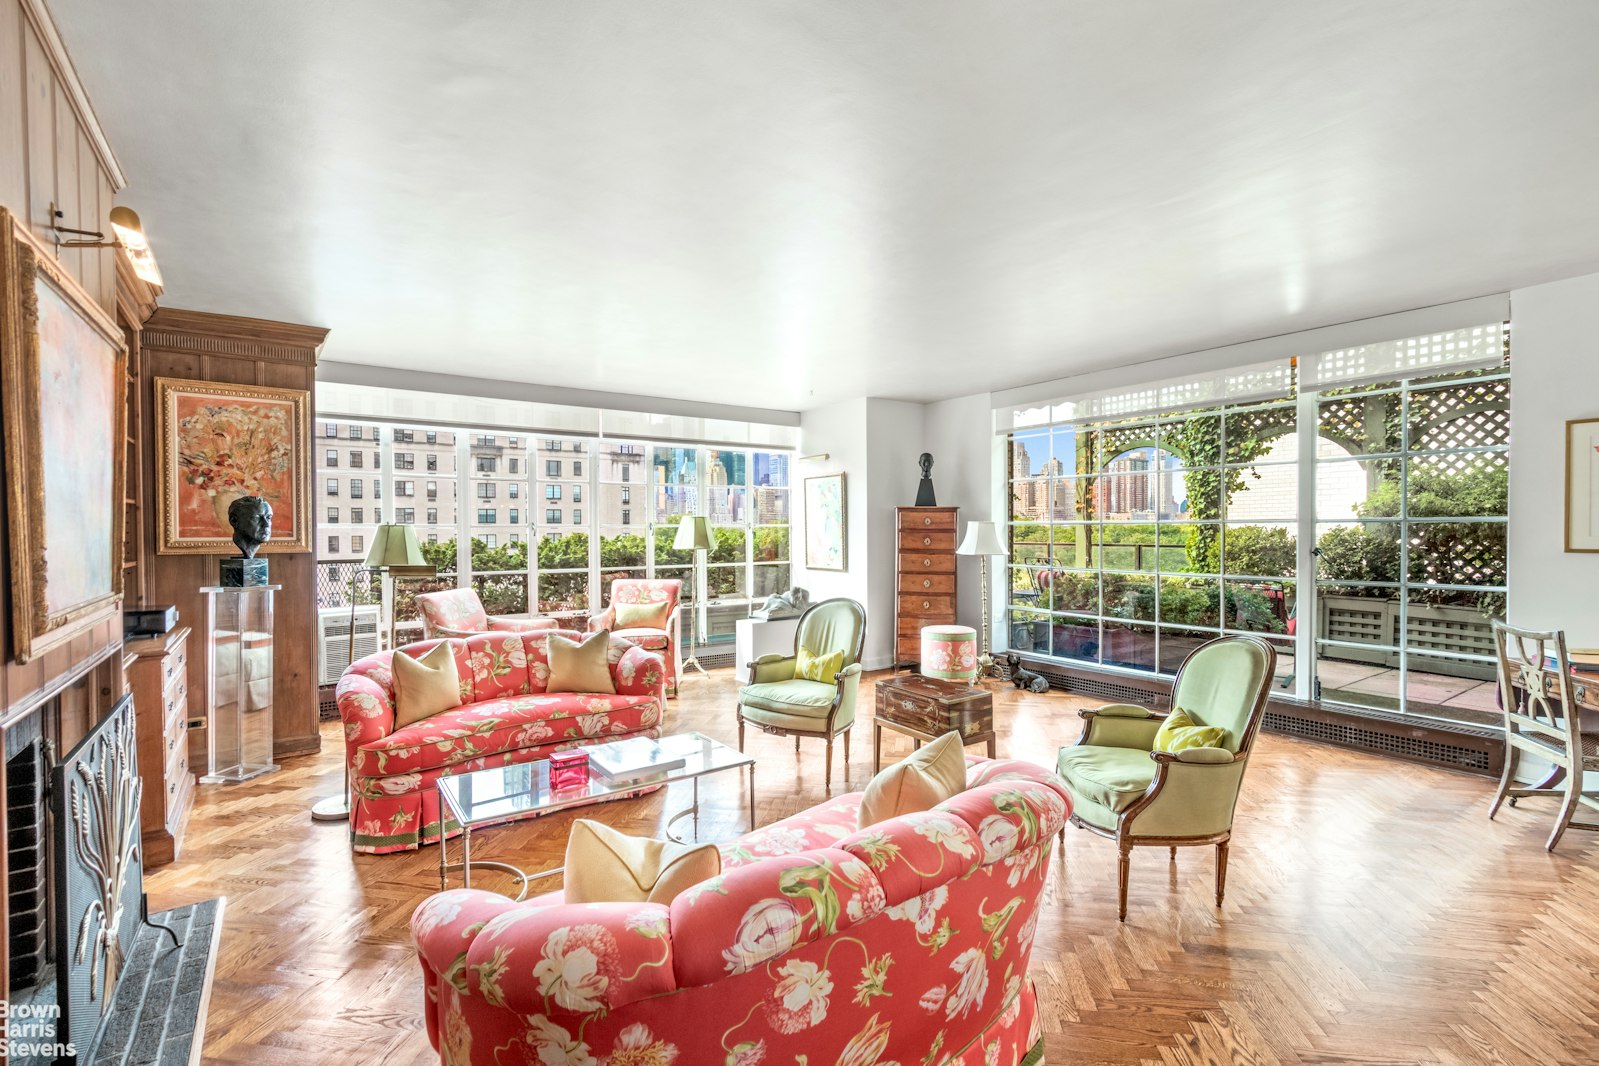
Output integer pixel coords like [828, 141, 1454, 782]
[1570, 648, 1599, 674]
[586, 736, 691, 784]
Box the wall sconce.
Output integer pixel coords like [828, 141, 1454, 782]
[49, 202, 164, 287]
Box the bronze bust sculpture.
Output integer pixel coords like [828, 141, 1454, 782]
[915, 452, 938, 507]
[228, 495, 273, 558]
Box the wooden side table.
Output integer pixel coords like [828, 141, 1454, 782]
[874, 673, 997, 769]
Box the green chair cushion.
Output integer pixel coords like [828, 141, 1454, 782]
[738, 679, 838, 717]
[1056, 745, 1156, 813]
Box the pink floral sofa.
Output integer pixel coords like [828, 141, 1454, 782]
[336, 630, 665, 854]
[411, 758, 1070, 1064]
[587, 578, 684, 699]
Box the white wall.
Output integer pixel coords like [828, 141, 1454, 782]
[1507, 270, 1599, 647]
[792, 397, 872, 614]
[865, 399, 933, 667]
[925, 392, 998, 635]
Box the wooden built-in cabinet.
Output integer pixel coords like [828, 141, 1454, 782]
[894, 506, 959, 669]
[125, 626, 194, 866]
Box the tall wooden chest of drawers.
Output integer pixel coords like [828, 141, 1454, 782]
[895, 506, 959, 669]
[126, 626, 194, 866]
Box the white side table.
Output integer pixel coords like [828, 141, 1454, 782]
[735, 617, 802, 682]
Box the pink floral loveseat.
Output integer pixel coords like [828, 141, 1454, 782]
[411, 758, 1070, 1064]
[337, 630, 665, 854]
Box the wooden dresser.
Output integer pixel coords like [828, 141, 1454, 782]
[125, 626, 195, 866]
[894, 506, 959, 669]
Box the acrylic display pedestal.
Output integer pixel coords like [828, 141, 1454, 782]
[200, 584, 281, 783]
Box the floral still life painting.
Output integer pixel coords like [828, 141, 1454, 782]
[155, 378, 311, 553]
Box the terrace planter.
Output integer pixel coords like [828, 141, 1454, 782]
[1318, 594, 1495, 680]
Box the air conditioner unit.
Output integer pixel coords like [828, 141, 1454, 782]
[318, 606, 381, 686]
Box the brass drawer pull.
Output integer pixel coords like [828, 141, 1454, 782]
[922, 600, 931, 609]
[923, 517, 932, 526]
[922, 578, 932, 588]
[922, 559, 932, 568]
[922, 536, 931, 546]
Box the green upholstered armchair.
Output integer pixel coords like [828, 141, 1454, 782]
[736, 598, 866, 793]
[1056, 634, 1276, 920]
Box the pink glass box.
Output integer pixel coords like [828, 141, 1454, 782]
[548, 748, 590, 791]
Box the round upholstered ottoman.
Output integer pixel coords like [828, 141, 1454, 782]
[921, 624, 978, 682]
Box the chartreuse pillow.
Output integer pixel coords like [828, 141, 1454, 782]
[857, 730, 967, 828]
[1153, 708, 1227, 753]
[564, 819, 721, 905]
[795, 645, 845, 684]
[547, 630, 617, 695]
[615, 599, 671, 630]
[392, 642, 464, 729]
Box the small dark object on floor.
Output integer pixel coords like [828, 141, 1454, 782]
[1001, 653, 1050, 694]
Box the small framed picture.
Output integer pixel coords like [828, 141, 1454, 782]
[1566, 417, 1599, 552]
[804, 473, 848, 571]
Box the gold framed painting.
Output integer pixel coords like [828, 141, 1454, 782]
[0, 208, 128, 662]
[1566, 417, 1599, 553]
[154, 378, 312, 554]
[804, 472, 848, 571]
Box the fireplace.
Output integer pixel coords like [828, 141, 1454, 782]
[4, 695, 146, 1063]
[6, 712, 54, 1006]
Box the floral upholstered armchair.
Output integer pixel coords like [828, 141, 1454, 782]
[416, 588, 560, 639]
[411, 757, 1071, 1065]
[587, 578, 683, 698]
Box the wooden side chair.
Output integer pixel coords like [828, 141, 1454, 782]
[1489, 622, 1599, 850]
[1056, 634, 1276, 921]
[736, 597, 866, 793]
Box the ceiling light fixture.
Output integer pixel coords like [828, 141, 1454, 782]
[48, 201, 164, 287]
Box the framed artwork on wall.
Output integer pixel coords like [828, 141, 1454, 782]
[804, 472, 848, 571]
[1566, 417, 1599, 553]
[154, 377, 312, 554]
[0, 207, 129, 662]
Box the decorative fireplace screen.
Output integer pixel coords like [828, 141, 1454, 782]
[51, 694, 144, 1058]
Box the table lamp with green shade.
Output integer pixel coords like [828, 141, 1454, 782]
[310, 523, 437, 823]
[673, 516, 713, 679]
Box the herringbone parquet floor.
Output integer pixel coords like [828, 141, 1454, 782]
[147, 670, 1599, 1065]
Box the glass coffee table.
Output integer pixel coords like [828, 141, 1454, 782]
[436, 732, 755, 899]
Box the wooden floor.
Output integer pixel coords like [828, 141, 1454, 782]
[148, 670, 1599, 1065]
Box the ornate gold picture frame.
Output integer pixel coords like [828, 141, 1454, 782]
[0, 207, 128, 662]
[1566, 417, 1599, 553]
[154, 377, 312, 554]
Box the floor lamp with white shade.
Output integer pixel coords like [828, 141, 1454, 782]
[956, 520, 1009, 676]
[674, 515, 713, 679]
[311, 523, 436, 823]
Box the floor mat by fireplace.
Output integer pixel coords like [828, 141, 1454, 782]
[89, 898, 224, 1066]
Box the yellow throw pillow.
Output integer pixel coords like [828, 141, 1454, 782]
[857, 730, 968, 828]
[564, 818, 722, 905]
[614, 599, 671, 630]
[1153, 708, 1228, 753]
[392, 642, 464, 729]
[548, 630, 617, 694]
[795, 645, 845, 684]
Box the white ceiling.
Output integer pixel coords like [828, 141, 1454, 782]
[49, 0, 1599, 412]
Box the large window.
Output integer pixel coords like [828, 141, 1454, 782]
[1004, 331, 1508, 725]
[314, 418, 793, 648]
